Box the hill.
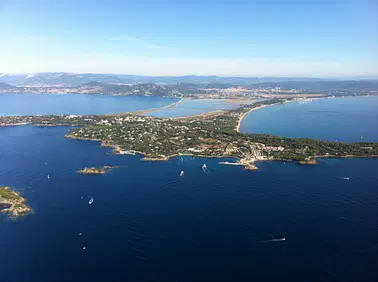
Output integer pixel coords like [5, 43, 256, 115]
[0, 82, 14, 90]
[0, 72, 334, 87]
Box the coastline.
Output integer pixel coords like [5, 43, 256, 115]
[0, 122, 30, 127]
[56, 133, 378, 174]
[2, 95, 378, 168]
[104, 140, 378, 167]
[235, 97, 322, 133]
[236, 105, 268, 133]
[1, 94, 376, 128]
[173, 109, 227, 120]
[109, 97, 185, 116]
[0, 186, 32, 218]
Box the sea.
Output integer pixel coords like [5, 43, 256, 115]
[239, 96, 378, 142]
[0, 94, 178, 116]
[0, 95, 377, 282]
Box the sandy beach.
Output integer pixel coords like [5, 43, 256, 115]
[236, 105, 268, 133]
[107, 97, 185, 116]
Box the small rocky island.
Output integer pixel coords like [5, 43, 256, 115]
[0, 186, 32, 218]
[77, 166, 114, 175]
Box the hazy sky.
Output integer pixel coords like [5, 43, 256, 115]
[0, 0, 377, 77]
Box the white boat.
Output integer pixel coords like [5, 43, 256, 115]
[180, 171, 184, 177]
[202, 164, 210, 174]
[89, 197, 94, 204]
[47, 174, 50, 180]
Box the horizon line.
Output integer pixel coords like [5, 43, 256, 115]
[1, 72, 377, 80]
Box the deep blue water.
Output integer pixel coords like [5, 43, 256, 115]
[0, 126, 377, 282]
[240, 96, 378, 142]
[0, 94, 177, 116]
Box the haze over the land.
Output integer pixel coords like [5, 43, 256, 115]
[1, 0, 377, 77]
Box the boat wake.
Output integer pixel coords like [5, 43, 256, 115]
[202, 164, 210, 175]
[262, 238, 286, 243]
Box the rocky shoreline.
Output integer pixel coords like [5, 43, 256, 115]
[92, 138, 378, 171]
[298, 158, 318, 165]
[0, 186, 32, 218]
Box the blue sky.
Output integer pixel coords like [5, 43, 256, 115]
[0, 0, 377, 77]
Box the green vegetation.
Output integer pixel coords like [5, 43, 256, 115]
[0, 186, 20, 200]
[1, 99, 377, 167]
[0, 186, 32, 218]
[60, 99, 378, 163]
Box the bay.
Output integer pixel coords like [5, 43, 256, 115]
[239, 96, 378, 142]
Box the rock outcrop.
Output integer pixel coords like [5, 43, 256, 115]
[0, 186, 32, 218]
[298, 158, 318, 165]
[77, 166, 114, 175]
[244, 163, 258, 171]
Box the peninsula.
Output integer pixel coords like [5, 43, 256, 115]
[0, 186, 32, 218]
[1, 99, 377, 170]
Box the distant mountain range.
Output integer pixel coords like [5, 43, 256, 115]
[0, 72, 340, 87]
[1, 73, 377, 96]
[0, 82, 13, 90]
[0, 73, 132, 87]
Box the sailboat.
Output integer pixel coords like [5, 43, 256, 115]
[180, 171, 184, 177]
[47, 174, 50, 180]
[89, 197, 94, 204]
